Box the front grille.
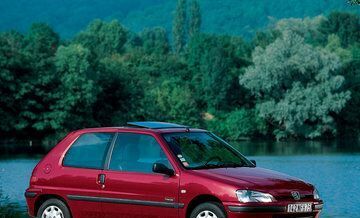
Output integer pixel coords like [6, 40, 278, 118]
[273, 213, 316, 218]
[276, 194, 313, 201]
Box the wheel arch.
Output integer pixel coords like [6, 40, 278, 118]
[186, 194, 226, 218]
[34, 194, 72, 217]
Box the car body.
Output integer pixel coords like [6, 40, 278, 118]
[25, 122, 323, 218]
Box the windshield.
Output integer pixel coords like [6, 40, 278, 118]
[163, 132, 253, 169]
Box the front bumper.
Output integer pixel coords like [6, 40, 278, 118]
[224, 201, 323, 218]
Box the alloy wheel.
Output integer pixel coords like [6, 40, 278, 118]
[196, 210, 218, 218]
[41, 205, 64, 218]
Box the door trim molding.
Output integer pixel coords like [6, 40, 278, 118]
[67, 195, 184, 208]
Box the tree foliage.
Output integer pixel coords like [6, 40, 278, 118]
[0, 31, 28, 132]
[173, 0, 187, 53]
[274, 16, 325, 45]
[187, 34, 251, 111]
[207, 109, 267, 141]
[319, 12, 360, 47]
[189, 0, 201, 37]
[75, 20, 128, 59]
[51, 44, 98, 132]
[348, 0, 360, 5]
[139, 27, 170, 55]
[240, 31, 351, 139]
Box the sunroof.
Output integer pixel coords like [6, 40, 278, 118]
[127, 121, 189, 129]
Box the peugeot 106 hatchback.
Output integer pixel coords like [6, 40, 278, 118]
[25, 121, 323, 218]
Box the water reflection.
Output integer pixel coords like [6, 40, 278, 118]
[0, 159, 39, 217]
[232, 139, 360, 156]
[0, 196, 24, 217]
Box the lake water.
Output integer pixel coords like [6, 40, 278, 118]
[1, 140, 360, 217]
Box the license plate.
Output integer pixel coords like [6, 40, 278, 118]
[287, 203, 312, 213]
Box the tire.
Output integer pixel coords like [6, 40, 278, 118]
[190, 202, 226, 218]
[37, 198, 71, 218]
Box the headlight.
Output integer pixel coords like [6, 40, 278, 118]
[314, 188, 320, 200]
[236, 190, 275, 203]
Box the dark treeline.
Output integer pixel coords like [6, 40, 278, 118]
[0, 0, 359, 150]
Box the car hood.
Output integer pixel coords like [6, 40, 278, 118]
[195, 167, 314, 196]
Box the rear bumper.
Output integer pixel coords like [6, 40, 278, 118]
[25, 188, 41, 217]
[224, 201, 323, 218]
[25, 191, 37, 198]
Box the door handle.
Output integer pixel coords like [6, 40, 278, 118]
[98, 174, 106, 185]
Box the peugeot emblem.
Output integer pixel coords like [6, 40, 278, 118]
[291, 191, 301, 200]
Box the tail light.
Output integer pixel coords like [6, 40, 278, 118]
[30, 175, 38, 185]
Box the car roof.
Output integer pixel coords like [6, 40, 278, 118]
[71, 121, 207, 135]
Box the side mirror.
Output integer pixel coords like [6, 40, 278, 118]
[250, 160, 257, 167]
[153, 163, 174, 176]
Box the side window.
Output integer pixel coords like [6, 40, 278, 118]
[63, 133, 114, 169]
[109, 133, 171, 173]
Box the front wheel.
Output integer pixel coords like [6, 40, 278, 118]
[37, 198, 71, 218]
[190, 202, 226, 218]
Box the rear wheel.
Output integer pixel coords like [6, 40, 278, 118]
[37, 199, 71, 218]
[190, 202, 226, 218]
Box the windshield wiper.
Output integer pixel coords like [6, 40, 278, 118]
[192, 161, 244, 170]
[217, 162, 244, 168]
[191, 163, 220, 170]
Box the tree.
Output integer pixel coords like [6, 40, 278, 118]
[274, 16, 325, 45]
[173, 0, 187, 54]
[187, 34, 251, 111]
[256, 15, 355, 48]
[140, 27, 170, 55]
[75, 20, 128, 60]
[142, 78, 200, 126]
[21, 23, 60, 134]
[0, 31, 28, 133]
[25, 23, 59, 58]
[48, 44, 98, 134]
[0, 24, 60, 137]
[319, 12, 360, 47]
[252, 30, 280, 49]
[187, 34, 232, 110]
[92, 55, 139, 126]
[189, 0, 201, 37]
[240, 31, 351, 139]
[325, 34, 352, 62]
[348, 0, 360, 5]
[335, 46, 360, 135]
[206, 109, 267, 141]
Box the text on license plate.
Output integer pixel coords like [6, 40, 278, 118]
[287, 203, 312, 213]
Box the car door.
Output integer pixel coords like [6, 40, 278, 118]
[101, 132, 180, 218]
[59, 132, 114, 218]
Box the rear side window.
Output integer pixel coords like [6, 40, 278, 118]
[63, 133, 114, 169]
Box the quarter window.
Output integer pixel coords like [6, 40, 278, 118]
[109, 133, 171, 173]
[63, 133, 114, 169]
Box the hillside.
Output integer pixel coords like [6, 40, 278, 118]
[0, 0, 166, 38]
[124, 0, 359, 38]
[0, 0, 358, 38]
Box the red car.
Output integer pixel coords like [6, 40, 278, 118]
[25, 121, 323, 218]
